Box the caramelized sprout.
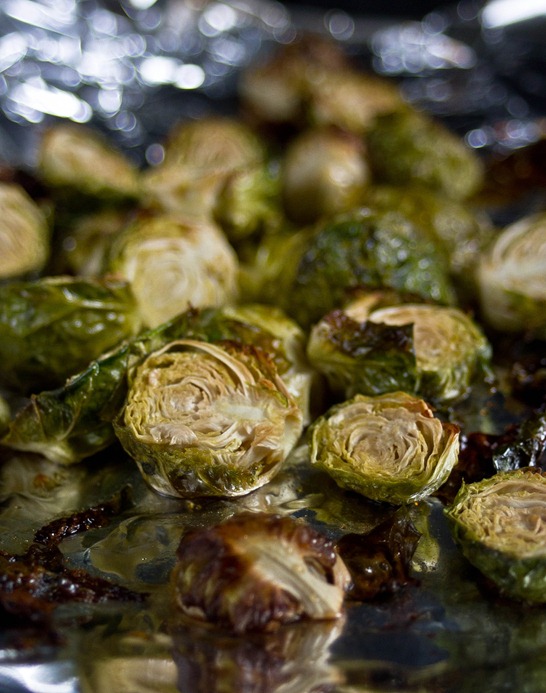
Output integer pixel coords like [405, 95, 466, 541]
[114, 339, 303, 498]
[171, 512, 351, 633]
[445, 470, 546, 603]
[310, 392, 460, 504]
[477, 212, 546, 339]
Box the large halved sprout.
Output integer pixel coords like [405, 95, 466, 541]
[310, 392, 460, 505]
[308, 295, 493, 405]
[171, 512, 351, 633]
[445, 469, 546, 603]
[477, 212, 546, 339]
[106, 214, 238, 328]
[0, 275, 141, 393]
[0, 183, 50, 280]
[114, 339, 304, 498]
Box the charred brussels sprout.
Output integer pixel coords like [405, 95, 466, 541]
[0, 183, 50, 279]
[366, 109, 483, 200]
[477, 212, 546, 339]
[251, 208, 455, 328]
[106, 214, 238, 328]
[114, 339, 304, 498]
[0, 276, 141, 393]
[308, 296, 493, 404]
[445, 469, 546, 603]
[37, 123, 140, 201]
[281, 127, 369, 225]
[310, 392, 460, 504]
[171, 512, 350, 633]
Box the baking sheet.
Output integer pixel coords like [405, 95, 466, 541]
[0, 1, 545, 691]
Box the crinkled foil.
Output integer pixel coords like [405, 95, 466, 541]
[1, 2, 546, 692]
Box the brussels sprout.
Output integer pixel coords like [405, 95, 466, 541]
[477, 212, 546, 338]
[310, 392, 460, 504]
[0, 183, 50, 279]
[239, 35, 403, 133]
[281, 127, 369, 224]
[0, 394, 10, 437]
[58, 208, 131, 277]
[248, 207, 455, 328]
[308, 296, 493, 404]
[106, 214, 238, 328]
[114, 339, 304, 498]
[0, 276, 141, 393]
[363, 185, 493, 282]
[37, 123, 140, 201]
[142, 117, 266, 218]
[171, 512, 351, 633]
[366, 109, 484, 200]
[1, 305, 310, 465]
[445, 469, 546, 603]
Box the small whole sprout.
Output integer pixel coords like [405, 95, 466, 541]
[171, 512, 351, 633]
[37, 123, 140, 201]
[445, 469, 546, 603]
[0, 183, 50, 279]
[106, 214, 239, 328]
[281, 127, 369, 224]
[366, 109, 484, 200]
[114, 339, 304, 499]
[477, 212, 546, 339]
[308, 295, 493, 405]
[310, 392, 460, 505]
[0, 275, 141, 393]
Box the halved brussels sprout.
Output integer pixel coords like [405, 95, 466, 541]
[37, 123, 140, 201]
[445, 469, 546, 603]
[477, 212, 546, 339]
[0, 276, 141, 393]
[281, 127, 369, 224]
[114, 339, 304, 498]
[310, 392, 460, 504]
[106, 214, 238, 328]
[308, 295, 493, 404]
[366, 109, 484, 200]
[141, 117, 265, 218]
[247, 207, 455, 328]
[1, 305, 311, 465]
[0, 183, 50, 279]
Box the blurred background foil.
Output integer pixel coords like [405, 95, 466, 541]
[0, 0, 545, 170]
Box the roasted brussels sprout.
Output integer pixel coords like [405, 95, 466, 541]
[281, 127, 369, 224]
[310, 392, 460, 504]
[445, 469, 546, 603]
[308, 296, 493, 404]
[477, 212, 546, 339]
[171, 512, 350, 633]
[142, 116, 266, 218]
[0, 276, 141, 393]
[0, 182, 50, 279]
[363, 185, 493, 284]
[240, 35, 403, 134]
[0, 394, 10, 437]
[106, 214, 238, 328]
[114, 339, 304, 498]
[37, 123, 140, 201]
[366, 109, 484, 200]
[246, 207, 455, 328]
[1, 305, 311, 465]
